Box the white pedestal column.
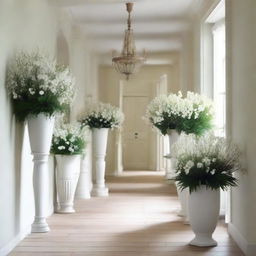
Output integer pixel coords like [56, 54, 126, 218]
[91, 128, 109, 197]
[27, 114, 55, 233]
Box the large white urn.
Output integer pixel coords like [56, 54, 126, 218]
[91, 128, 109, 197]
[188, 186, 220, 247]
[55, 155, 81, 213]
[27, 113, 55, 233]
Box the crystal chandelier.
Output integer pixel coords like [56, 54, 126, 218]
[112, 2, 146, 80]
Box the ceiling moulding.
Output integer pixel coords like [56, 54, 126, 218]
[51, 0, 124, 7]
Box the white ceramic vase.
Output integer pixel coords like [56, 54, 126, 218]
[188, 186, 220, 247]
[27, 113, 55, 233]
[55, 155, 81, 213]
[91, 128, 109, 197]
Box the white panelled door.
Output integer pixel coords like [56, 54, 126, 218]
[123, 96, 150, 170]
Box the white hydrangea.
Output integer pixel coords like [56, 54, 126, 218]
[145, 91, 214, 133]
[6, 50, 75, 106]
[171, 132, 242, 176]
[81, 102, 124, 129]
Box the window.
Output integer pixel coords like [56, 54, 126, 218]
[213, 21, 226, 137]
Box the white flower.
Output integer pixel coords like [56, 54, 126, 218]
[29, 88, 35, 95]
[197, 162, 203, 168]
[212, 158, 216, 162]
[6, 50, 75, 106]
[210, 169, 216, 175]
[81, 102, 124, 129]
[144, 91, 214, 134]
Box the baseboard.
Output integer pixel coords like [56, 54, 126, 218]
[0, 225, 31, 256]
[228, 223, 256, 256]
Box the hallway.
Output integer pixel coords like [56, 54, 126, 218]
[10, 171, 243, 256]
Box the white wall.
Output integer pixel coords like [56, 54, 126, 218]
[226, 0, 256, 255]
[0, 0, 57, 255]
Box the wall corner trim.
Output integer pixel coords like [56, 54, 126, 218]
[0, 225, 31, 256]
[228, 223, 256, 256]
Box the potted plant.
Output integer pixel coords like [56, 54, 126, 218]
[51, 121, 87, 213]
[145, 91, 214, 221]
[6, 50, 75, 232]
[145, 91, 214, 154]
[80, 102, 124, 197]
[172, 133, 241, 247]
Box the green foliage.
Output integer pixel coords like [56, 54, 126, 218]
[152, 109, 213, 136]
[12, 91, 69, 121]
[175, 165, 238, 193]
[177, 108, 213, 136]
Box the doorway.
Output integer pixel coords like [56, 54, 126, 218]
[122, 95, 151, 170]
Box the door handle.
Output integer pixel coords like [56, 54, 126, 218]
[134, 132, 138, 139]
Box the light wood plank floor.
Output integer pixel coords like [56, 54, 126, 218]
[10, 171, 244, 256]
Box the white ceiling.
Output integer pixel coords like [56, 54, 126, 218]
[53, 0, 199, 63]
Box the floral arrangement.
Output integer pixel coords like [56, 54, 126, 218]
[172, 132, 241, 192]
[145, 91, 214, 135]
[80, 102, 124, 129]
[51, 122, 88, 155]
[6, 50, 75, 121]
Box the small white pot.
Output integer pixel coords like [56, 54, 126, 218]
[55, 155, 81, 213]
[27, 114, 55, 233]
[91, 128, 109, 197]
[188, 186, 220, 247]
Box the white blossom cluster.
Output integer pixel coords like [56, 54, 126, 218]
[81, 102, 124, 129]
[145, 91, 213, 126]
[171, 132, 241, 176]
[6, 51, 75, 105]
[52, 121, 88, 154]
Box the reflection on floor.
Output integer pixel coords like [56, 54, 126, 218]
[10, 171, 244, 256]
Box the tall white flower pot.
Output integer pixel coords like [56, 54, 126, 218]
[55, 155, 81, 213]
[27, 114, 55, 233]
[188, 186, 220, 247]
[91, 128, 109, 197]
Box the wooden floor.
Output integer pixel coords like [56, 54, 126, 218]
[10, 171, 244, 256]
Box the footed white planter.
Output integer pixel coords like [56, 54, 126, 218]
[175, 183, 189, 224]
[188, 186, 220, 247]
[55, 155, 81, 213]
[27, 113, 55, 233]
[91, 128, 109, 197]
